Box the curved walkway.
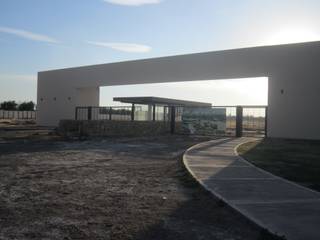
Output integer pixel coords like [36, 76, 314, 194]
[183, 137, 320, 240]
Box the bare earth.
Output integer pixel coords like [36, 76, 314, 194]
[0, 135, 266, 240]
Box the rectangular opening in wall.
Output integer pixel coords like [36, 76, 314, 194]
[98, 77, 268, 136]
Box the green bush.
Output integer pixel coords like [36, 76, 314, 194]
[0, 101, 18, 110]
[18, 101, 35, 111]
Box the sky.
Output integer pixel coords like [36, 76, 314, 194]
[1, 0, 320, 106]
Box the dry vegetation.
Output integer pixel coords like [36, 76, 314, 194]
[0, 123, 280, 239]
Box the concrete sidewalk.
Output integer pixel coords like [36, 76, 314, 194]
[183, 138, 320, 240]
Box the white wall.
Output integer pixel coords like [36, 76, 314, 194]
[37, 79, 99, 125]
[37, 41, 320, 139]
[268, 75, 320, 139]
[75, 87, 100, 107]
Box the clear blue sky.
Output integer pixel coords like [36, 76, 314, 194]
[1, 0, 320, 105]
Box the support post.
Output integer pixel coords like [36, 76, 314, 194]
[236, 106, 243, 137]
[109, 107, 112, 121]
[170, 106, 176, 134]
[152, 104, 156, 121]
[131, 104, 135, 121]
[75, 107, 78, 120]
[88, 107, 92, 120]
[265, 107, 268, 137]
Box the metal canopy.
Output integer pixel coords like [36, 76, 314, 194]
[113, 96, 212, 107]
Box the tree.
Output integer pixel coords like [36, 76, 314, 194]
[18, 101, 35, 111]
[0, 101, 18, 110]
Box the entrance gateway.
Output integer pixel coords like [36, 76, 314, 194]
[37, 41, 320, 140]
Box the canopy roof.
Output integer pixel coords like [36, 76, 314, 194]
[113, 96, 212, 107]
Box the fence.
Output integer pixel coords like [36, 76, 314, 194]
[242, 106, 267, 137]
[75, 106, 133, 121]
[75, 105, 267, 137]
[75, 106, 171, 122]
[0, 110, 36, 120]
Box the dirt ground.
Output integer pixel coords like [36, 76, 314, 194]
[0, 132, 277, 240]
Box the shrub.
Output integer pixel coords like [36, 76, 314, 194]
[0, 101, 18, 110]
[18, 101, 35, 111]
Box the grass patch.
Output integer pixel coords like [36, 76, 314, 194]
[237, 138, 320, 192]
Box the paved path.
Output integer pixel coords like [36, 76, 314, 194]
[183, 137, 320, 240]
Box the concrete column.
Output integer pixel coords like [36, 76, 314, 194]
[147, 105, 153, 121]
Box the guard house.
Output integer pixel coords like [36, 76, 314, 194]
[113, 96, 212, 121]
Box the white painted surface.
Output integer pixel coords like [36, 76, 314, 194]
[37, 41, 320, 139]
[75, 87, 100, 107]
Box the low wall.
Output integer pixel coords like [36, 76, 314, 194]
[58, 120, 171, 137]
[0, 110, 36, 120]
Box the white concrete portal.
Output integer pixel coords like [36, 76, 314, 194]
[37, 41, 320, 139]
